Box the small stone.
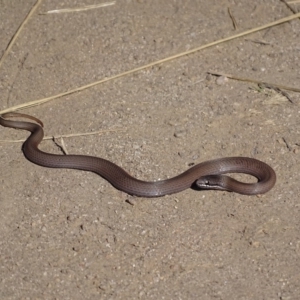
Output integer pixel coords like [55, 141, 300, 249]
[174, 128, 187, 138]
[216, 75, 229, 85]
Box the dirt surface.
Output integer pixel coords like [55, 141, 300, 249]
[1, 1, 300, 299]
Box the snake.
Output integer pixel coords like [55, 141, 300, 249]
[0, 112, 276, 197]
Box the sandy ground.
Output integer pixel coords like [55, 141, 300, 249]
[0, 1, 300, 299]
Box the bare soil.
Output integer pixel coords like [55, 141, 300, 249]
[0, 1, 300, 299]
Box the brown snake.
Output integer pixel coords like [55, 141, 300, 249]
[0, 112, 276, 197]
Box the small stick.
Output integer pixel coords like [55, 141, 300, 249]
[208, 71, 300, 94]
[228, 8, 238, 30]
[281, 0, 298, 14]
[0, 128, 126, 144]
[41, 2, 116, 14]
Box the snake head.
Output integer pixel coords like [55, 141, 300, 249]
[195, 175, 231, 192]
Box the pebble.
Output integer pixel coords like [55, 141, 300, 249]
[174, 128, 187, 138]
[216, 75, 229, 85]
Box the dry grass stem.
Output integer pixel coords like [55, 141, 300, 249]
[228, 8, 238, 29]
[282, 0, 299, 13]
[0, 0, 42, 70]
[60, 137, 68, 154]
[0, 127, 126, 144]
[41, 1, 116, 14]
[287, 1, 300, 4]
[1, 11, 300, 114]
[52, 136, 69, 154]
[245, 39, 271, 45]
[208, 71, 300, 93]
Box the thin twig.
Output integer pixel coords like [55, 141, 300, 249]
[281, 0, 299, 13]
[0, 128, 126, 143]
[41, 2, 116, 14]
[228, 8, 238, 30]
[208, 71, 300, 94]
[245, 39, 271, 45]
[52, 136, 68, 154]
